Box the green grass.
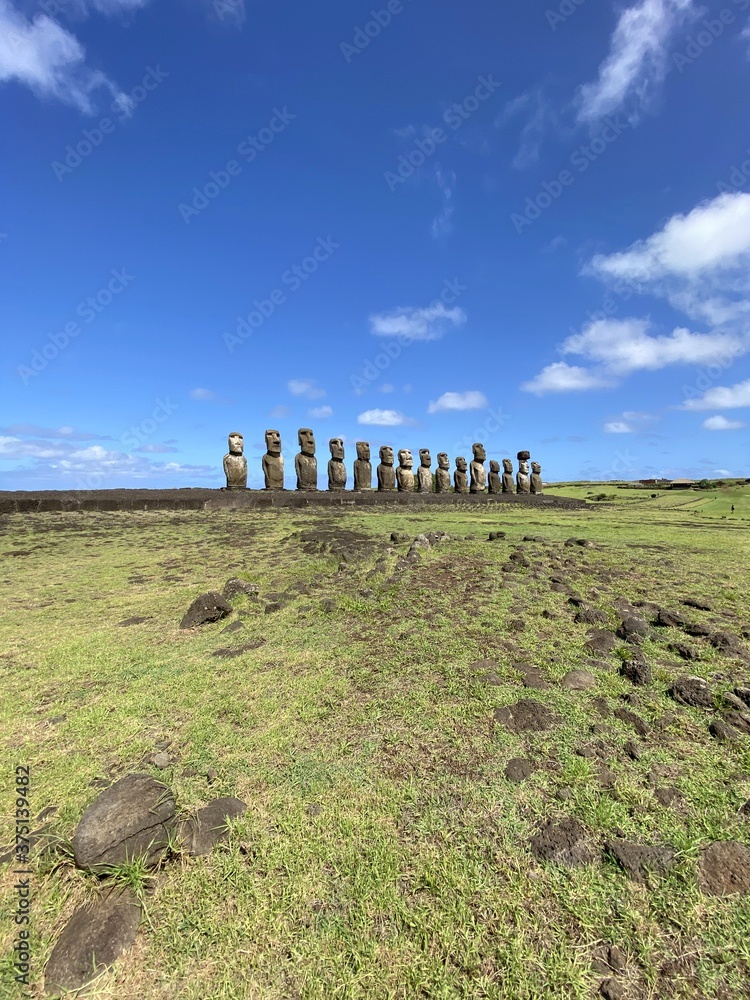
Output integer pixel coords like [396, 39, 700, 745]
[0, 499, 749, 998]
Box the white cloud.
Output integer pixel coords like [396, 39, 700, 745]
[427, 391, 489, 414]
[562, 318, 742, 375]
[604, 421, 633, 433]
[135, 443, 178, 453]
[369, 302, 467, 341]
[683, 378, 750, 411]
[430, 164, 455, 239]
[0, 435, 66, 459]
[0, 0, 136, 114]
[520, 362, 614, 395]
[378, 383, 395, 393]
[0, 424, 110, 440]
[714, 468, 732, 477]
[586, 192, 750, 327]
[576, 0, 698, 123]
[357, 409, 409, 426]
[287, 379, 325, 399]
[702, 415, 746, 431]
[497, 86, 560, 170]
[308, 405, 332, 419]
[190, 387, 215, 401]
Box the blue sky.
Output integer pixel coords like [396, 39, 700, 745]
[1, 0, 749, 489]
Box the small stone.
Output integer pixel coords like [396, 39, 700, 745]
[710, 719, 738, 741]
[178, 797, 247, 856]
[605, 838, 677, 883]
[724, 711, 750, 735]
[654, 786, 680, 807]
[623, 740, 641, 761]
[180, 592, 233, 629]
[212, 639, 266, 658]
[620, 659, 652, 686]
[505, 758, 535, 783]
[44, 889, 141, 996]
[617, 615, 649, 644]
[669, 675, 714, 708]
[321, 599, 336, 613]
[607, 945, 627, 972]
[735, 686, 750, 708]
[585, 629, 618, 656]
[682, 597, 712, 611]
[697, 840, 750, 896]
[529, 816, 596, 866]
[151, 753, 170, 770]
[494, 698, 560, 732]
[118, 616, 149, 627]
[206, 768, 218, 784]
[223, 578, 259, 600]
[221, 620, 244, 635]
[556, 786, 574, 802]
[600, 979, 625, 1000]
[575, 606, 607, 626]
[656, 607, 689, 628]
[561, 669, 597, 690]
[723, 692, 749, 712]
[668, 642, 701, 662]
[613, 707, 650, 736]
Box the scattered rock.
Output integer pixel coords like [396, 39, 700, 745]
[494, 698, 560, 732]
[212, 639, 266, 658]
[600, 980, 625, 1000]
[118, 616, 149, 627]
[488, 531, 506, 541]
[669, 675, 714, 708]
[709, 631, 748, 659]
[723, 692, 749, 712]
[504, 758, 535, 783]
[529, 816, 596, 866]
[623, 740, 641, 761]
[72, 774, 176, 873]
[575, 606, 607, 626]
[561, 669, 597, 691]
[697, 841, 750, 896]
[509, 550, 530, 567]
[178, 797, 247, 856]
[390, 532, 410, 544]
[515, 666, 550, 690]
[668, 642, 701, 661]
[264, 601, 285, 614]
[613, 707, 650, 736]
[605, 838, 677, 883]
[180, 592, 233, 630]
[710, 719, 739, 741]
[736, 686, 750, 708]
[44, 888, 142, 996]
[591, 696, 611, 717]
[655, 607, 689, 628]
[223, 579, 259, 600]
[617, 615, 649, 644]
[620, 659, 652, 686]
[585, 630, 617, 656]
[206, 768, 218, 784]
[150, 753, 170, 770]
[320, 599, 336, 613]
[683, 597, 712, 611]
[220, 620, 244, 635]
[654, 786, 680, 807]
[556, 786, 574, 802]
[724, 711, 750, 735]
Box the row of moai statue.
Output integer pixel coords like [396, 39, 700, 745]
[224, 430, 544, 494]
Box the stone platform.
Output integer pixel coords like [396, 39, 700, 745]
[0, 489, 587, 514]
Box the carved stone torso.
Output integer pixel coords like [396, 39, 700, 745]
[295, 453, 317, 491]
[262, 453, 284, 490]
[353, 460, 372, 490]
[417, 467, 433, 493]
[396, 467, 415, 492]
[328, 459, 347, 491]
[502, 473, 515, 494]
[377, 463, 396, 491]
[435, 468, 452, 493]
[470, 461, 486, 493]
[530, 464, 543, 495]
[516, 461, 531, 494]
[454, 470, 469, 494]
[488, 470, 502, 494]
[223, 453, 247, 489]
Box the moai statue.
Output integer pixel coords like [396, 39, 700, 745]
[488, 460, 502, 494]
[295, 428, 317, 491]
[353, 441, 372, 490]
[223, 432, 247, 489]
[501, 458, 515, 494]
[530, 461, 543, 495]
[435, 452, 451, 493]
[328, 438, 346, 491]
[454, 456, 469, 494]
[516, 450, 531, 494]
[396, 449, 415, 492]
[417, 449, 433, 493]
[377, 445, 397, 492]
[261, 429, 284, 490]
[470, 442, 487, 494]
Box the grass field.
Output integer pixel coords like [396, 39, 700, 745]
[1, 490, 749, 999]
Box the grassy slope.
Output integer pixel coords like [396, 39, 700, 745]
[0, 497, 749, 999]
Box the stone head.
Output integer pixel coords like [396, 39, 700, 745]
[437, 452, 449, 470]
[490, 460, 500, 473]
[502, 458, 513, 474]
[298, 427, 315, 456]
[329, 437, 344, 460]
[228, 432, 244, 455]
[531, 461, 541, 474]
[419, 448, 431, 467]
[356, 441, 370, 461]
[456, 456, 467, 472]
[264, 429, 281, 455]
[379, 445, 394, 465]
[472, 442, 486, 462]
[398, 449, 413, 469]
[517, 450, 531, 462]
